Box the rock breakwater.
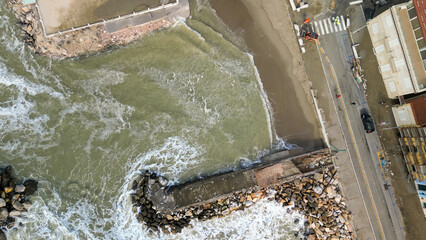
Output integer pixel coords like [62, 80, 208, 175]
[0, 165, 38, 236]
[131, 169, 355, 239]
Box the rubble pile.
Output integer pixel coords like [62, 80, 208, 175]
[274, 168, 355, 239]
[0, 166, 38, 232]
[131, 169, 355, 239]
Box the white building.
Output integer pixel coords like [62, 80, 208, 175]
[367, 1, 426, 99]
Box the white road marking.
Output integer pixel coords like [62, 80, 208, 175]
[341, 15, 346, 30]
[347, 18, 350, 27]
[314, 21, 320, 34]
[323, 19, 329, 34]
[337, 19, 342, 31]
[328, 18, 334, 33]
[310, 22, 315, 32]
[319, 20, 325, 35]
[334, 19, 339, 32]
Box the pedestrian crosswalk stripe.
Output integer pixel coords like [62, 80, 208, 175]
[333, 19, 338, 32]
[323, 19, 329, 34]
[341, 15, 346, 30]
[319, 21, 325, 35]
[314, 21, 319, 34]
[328, 18, 334, 33]
[311, 16, 348, 37]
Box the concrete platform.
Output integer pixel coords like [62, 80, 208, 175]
[36, 0, 180, 34]
[152, 148, 332, 212]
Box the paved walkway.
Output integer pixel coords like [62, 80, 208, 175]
[105, 0, 189, 33]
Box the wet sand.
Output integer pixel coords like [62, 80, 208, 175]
[210, 0, 323, 151]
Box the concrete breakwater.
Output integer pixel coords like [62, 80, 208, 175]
[0, 166, 38, 236]
[130, 149, 356, 239]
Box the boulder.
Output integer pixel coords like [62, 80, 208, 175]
[12, 201, 24, 211]
[313, 186, 323, 194]
[185, 210, 193, 217]
[0, 199, 5, 208]
[23, 179, 38, 195]
[0, 208, 8, 220]
[158, 177, 168, 186]
[326, 187, 336, 198]
[9, 210, 21, 217]
[22, 201, 32, 210]
[4, 216, 14, 228]
[11, 194, 20, 204]
[313, 173, 323, 183]
[21, 6, 30, 14]
[25, 13, 33, 22]
[4, 187, 13, 194]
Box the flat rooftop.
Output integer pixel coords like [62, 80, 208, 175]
[37, 0, 177, 34]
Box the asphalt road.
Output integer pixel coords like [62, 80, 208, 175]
[314, 12, 405, 240]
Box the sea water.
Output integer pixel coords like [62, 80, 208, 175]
[0, 0, 303, 239]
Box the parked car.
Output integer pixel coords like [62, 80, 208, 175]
[361, 113, 375, 133]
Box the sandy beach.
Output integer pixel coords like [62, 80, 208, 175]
[210, 0, 323, 151]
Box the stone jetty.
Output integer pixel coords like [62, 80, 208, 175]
[130, 149, 356, 239]
[0, 165, 38, 235]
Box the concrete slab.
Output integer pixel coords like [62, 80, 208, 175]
[133, 13, 153, 26]
[150, 8, 167, 21]
[105, 16, 133, 33]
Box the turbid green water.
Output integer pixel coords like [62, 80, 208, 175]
[0, 1, 302, 239]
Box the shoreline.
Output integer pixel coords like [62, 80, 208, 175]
[209, 0, 324, 152]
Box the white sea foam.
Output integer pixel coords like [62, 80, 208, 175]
[129, 136, 204, 184]
[0, 62, 65, 157]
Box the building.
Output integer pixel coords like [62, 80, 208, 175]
[414, 180, 426, 217]
[392, 94, 426, 127]
[367, 0, 426, 99]
[393, 94, 426, 182]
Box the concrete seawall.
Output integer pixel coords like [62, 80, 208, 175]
[151, 148, 332, 212]
[35, 0, 190, 37]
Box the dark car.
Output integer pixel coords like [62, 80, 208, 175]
[361, 113, 375, 133]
